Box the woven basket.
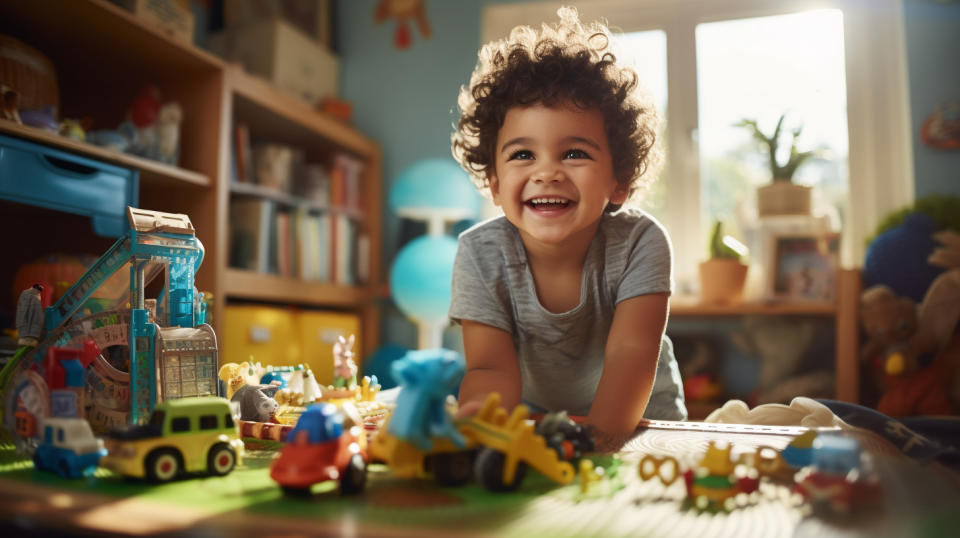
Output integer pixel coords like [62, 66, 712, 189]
[0, 34, 59, 112]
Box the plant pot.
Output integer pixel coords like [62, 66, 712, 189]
[757, 181, 812, 217]
[699, 259, 748, 304]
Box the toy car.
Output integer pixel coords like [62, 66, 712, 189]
[33, 417, 106, 479]
[793, 435, 883, 514]
[270, 403, 368, 496]
[100, 396, 244, 482]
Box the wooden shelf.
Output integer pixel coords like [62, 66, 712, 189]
[223, 269, 370, 307]
[228, 67, 377, 158]
[0, 120, 210, 188]
[670, 296, 836, 316]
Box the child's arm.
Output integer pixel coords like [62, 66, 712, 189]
[587, 292, 669, 438]
[457, 319, 522, 415]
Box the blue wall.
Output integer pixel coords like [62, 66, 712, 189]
[337, 1, 960, 350]
[903, 1, 960, 198]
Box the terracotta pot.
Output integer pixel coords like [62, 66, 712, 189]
[757, 181, 812, 216]
[699, 259, 748, 304]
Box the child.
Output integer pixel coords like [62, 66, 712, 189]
[448, 8, 686, 447]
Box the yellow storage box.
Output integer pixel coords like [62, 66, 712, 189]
[222, 305, 300, 369]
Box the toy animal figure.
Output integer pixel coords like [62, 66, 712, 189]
[218, 361, 256, 400]
[154, 102, 182, 165]
[860, 229, 960, 416]
[231, 384, 279, 422]
[333, 335, 358, 389]
[387, 348, 466, 451]
[299, 368, 324, 404]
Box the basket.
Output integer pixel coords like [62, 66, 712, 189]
[0, 34, 60, 112]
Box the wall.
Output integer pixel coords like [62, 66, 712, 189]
[337, 1, 960, 351]
[903, 1, 960, 198]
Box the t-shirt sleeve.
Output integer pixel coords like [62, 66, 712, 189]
[615, 219, 673, 304]
[448, 236, 515, 334]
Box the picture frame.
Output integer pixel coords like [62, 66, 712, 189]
[768, 233, 840, 301]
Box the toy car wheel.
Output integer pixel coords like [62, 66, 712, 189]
[146, 449, 182, 483]
[31, 453, 43, 471]
[58, 459, 72, 479]
[475, 447, 526, 492]
[340, 454, 367, 495]
[431, 451, 475, 486]
[207, 443, 236, 476]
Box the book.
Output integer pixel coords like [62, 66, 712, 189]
[234, 123, 252, 183]
[229, 198, 273, 272]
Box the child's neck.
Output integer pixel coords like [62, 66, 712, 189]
[521, 221, 600, 313]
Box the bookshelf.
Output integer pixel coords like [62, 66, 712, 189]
[0, 0, 382, 362]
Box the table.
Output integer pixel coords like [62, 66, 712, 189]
[1, 420, 957, 537]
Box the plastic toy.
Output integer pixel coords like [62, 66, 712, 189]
[535, 411, 594, 464]
[333, 334, 358, 389]
[1, 83, 21, 123]
[639, 442, 759, 511]
[780, 430, 817, 468]
[793, 435, 883, 514]
[100, 396, 244, 482]
[370, 349, 576, 492]
[231, 384, 279, 422]
[15, 284, 44, 347]
[270, 403, 367, 495]
[32, 417, 106, 479]
[2, 208, 215, 441]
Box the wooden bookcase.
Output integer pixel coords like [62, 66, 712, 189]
[0, 0, 381, 359]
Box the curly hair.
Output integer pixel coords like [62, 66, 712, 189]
[451, 7, 661, 211]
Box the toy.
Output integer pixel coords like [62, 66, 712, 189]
[15, 284, 44, 347]
[270, 403, 368, 495]
[2, 209, 214, 443]
[793, 435, 883, 514]
[1, 84, 21, 123]
[374, 0, 432, 49]
[32, 417, 106, 479]
[780, 430, 817, 468]
[371, 349, 576, 491]
[100, 396, 243, 482]
[535, 411, 594, 464]
[333, 334, 358, 389]
[231, 384, 279, 422]
[19, 106, 58, 131]
[639, 442, 759, 511]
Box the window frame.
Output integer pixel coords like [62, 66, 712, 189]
[482, 0, 914, 289]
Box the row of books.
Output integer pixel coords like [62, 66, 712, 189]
[229, 198, 369, 286]
[232, 122, 365, 214]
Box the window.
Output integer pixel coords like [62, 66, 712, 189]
[171, 416, 191, 432]
[224, 413, 235, 428]
[199, 414, 219, 430]
[483, 0, 914, 293]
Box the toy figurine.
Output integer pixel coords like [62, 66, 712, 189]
[15, 284, 44, 347]
[388, 348, 466, 451]
[231, 384, 280, 423]
[793, 435, 883, 514]
[1, 84, 21, 123]
[333, 334, 358, 389]
[153, 102, 182, 165]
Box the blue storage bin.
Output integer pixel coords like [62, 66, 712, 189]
[0, 133, 139, 237]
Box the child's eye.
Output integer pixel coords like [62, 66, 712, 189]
[507, 150, 534, 161]
[564, 149, 592, 160]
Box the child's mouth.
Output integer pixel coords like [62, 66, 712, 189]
[526, 197, 572, 211]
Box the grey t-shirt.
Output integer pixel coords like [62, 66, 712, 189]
[449, 209, 687, 420]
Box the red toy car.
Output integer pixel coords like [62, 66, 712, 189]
[270, 403, 367, 495]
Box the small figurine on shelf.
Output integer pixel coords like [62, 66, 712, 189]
[16, 284, 44, 347]
[153, 102, 182, 165]
[333, 334, 358, 389]
[1, 84, 21, 123]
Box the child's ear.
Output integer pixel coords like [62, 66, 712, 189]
[488, 172, 502, 206]
[610, 183, 629, 205]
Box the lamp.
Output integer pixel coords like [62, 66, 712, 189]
[388, 158, 480, 349]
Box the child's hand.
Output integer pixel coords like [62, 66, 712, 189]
[454, 399, 483, 419]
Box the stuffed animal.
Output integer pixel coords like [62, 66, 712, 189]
[333, 334, 358, 389]
[860, 230, 960, 416]
[231, 384, 279, 422]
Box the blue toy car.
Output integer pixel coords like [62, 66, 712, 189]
[33, 417, 107, 479]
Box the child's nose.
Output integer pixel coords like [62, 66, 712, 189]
[532, 168, 563, 183]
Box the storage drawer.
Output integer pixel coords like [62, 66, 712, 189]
[0, 134, 139, 237]
[296, 310, 361, 385]
[222, 305, 300, 370]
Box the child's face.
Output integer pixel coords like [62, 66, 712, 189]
[489, 103, 626, 249]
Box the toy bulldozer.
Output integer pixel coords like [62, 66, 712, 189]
[370, 393, 576, 491]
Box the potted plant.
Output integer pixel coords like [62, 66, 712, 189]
[735, 113, 818, 217]
[699, 221, 749, 304]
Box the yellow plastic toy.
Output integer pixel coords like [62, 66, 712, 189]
[101, 396, 244, 482]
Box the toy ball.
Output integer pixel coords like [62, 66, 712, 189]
[390, 235, 459, 324]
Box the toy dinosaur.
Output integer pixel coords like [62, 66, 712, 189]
[387, 348, 466, 451]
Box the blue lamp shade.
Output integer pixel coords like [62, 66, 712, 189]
[390, 235, 459, 324]
[389, 158, 480, 220]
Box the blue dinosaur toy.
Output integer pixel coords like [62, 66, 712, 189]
[388, 348, 466, 451]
